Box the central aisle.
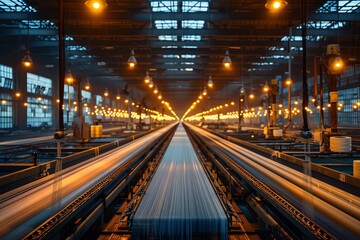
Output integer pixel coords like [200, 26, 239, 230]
[132, 123, 228, 239]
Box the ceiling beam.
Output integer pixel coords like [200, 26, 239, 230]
[1, 12, 359, 22]
[1, 27, 352, 38]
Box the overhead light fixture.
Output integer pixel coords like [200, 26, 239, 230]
[22, 50, 33, 67]
[332, 56, 344, 70]
[263, 82, 269, 92]
[240, 86, 246, 95]
[65, 70, 74, 84]
[84, 79, 91, 90]
[158, 93, 162, 100]
[265, 0, 288, 10]
[207, 76, 213, 88]
[116, 91, 121, 100]
[104, 88, 109, 97]
[149, 78, 154, 88]
[222, 50, 231, 68]
[202, 87, 207, 96]
[127, 49, 137, 68]
[154, 85, 159, 94]
[22, 6, 33, 68]
[85, 0, 108, 10]
[144, 71, 150, 83]
[249, 93, 255, 99]
[285, 78, 292, 86]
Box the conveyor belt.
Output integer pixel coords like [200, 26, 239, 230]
[0, 124, 176, 239]
[186, 123, 360, 239]
[132, 123, 228, 239]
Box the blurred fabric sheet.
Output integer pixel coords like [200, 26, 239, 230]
[132, 123, 228, 239]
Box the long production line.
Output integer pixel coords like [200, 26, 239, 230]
[185, 123, 360, 239]
[131, 123, 228, 239]
[0, 126, 124, 146]
[0, 123, 177, 239]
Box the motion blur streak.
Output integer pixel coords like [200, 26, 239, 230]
[0, 123, 176, 239]
[185, 123, 360, 239]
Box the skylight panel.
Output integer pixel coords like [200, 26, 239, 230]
[182, 1, 209, 12]
[268, 47, 285, 51]
[158, 35, 177, 41]
[181, 54, 196, 58]
[151, 1, 178, 12]
[163, 54, 179, 58]
[182, 35, 201, 41]
[261, 55, 289, 59]
[182, 20, 205, 29]
[68, 46, 87, 51]
[252, 62, 274, 66]
[182, 46, 198, 48]
[161, 46, 178, 48]
[0, 0, 36, 12]
[317, 0, 359, 13]
[155, 20, 177, 29]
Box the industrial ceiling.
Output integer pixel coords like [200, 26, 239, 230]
[0, 0, 359, 117]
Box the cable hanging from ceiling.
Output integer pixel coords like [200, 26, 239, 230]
[21, 5, 33, 67]
[128, 0, 137, 68]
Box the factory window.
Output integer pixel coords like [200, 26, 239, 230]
[338, 87, 360, 127]
[82, 90, 92, 123]
[0, 64, 13, 89]
[26, 97, 52, 128]
[151, 1, 177, 12]
[0, 93, 13, 129]
[64, 84, 75, 126]
[96, 95, 103, 106]
[27, 73, 52, 96]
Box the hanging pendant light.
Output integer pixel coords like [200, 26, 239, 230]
[265, 0, 288, 10]
[22, 50, 33, 67]
[240, 86, 246, 95]
[158, 93, 162, 100]
[22, 6, 33, 68]
[84, 79, 91, 90]
[249, 93, 255, 99]
[222, 50, 232, 68]
[207, 76, 213, 88]
[153, 85, 159, 94]
[127, 49, 137, 68]
[144, 71, 150, 83]
[332, 56, 344, 72]
[85, 0, 108, 10]
[116, 90, 121, 100]
[104, 88, 109, 97]
[263, 82, 269, 92]
[149, 78, 154, 88]
[202, 87, 207, 96]
[65, 70, 74, 84]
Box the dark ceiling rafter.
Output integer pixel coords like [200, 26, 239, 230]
[0, 0, 359, 116]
